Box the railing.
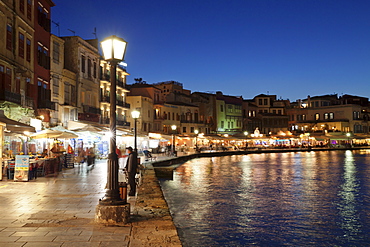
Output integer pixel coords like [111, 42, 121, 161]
[25, 96, 34, 109]
[101, 117, 130, 127]
[117, 120, 130, 127]
[83, 104, 101, 115]
[0, 90, 21, 105]
[78, 112, 100, 123]
[38, 100, 56, 110]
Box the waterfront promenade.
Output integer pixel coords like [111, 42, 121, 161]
[0, 157, 181, 247]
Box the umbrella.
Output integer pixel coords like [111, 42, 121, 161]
[55, 132, 78, 139]
[30, 129, 64, 139]
[51, 126, 79, 139]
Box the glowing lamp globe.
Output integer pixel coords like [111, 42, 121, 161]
[101, 35, 127, 61]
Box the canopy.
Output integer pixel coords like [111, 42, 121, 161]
[31, 129, 64, 139]
[30, 129, 78, 139]
[0, 113, 35, 133]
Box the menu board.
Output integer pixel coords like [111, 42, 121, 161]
[14, 155, 29, 182]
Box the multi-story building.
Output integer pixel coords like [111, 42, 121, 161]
[62, 36, 100, 124]
[50, 34, 77, 127]
[153, 81, 191, 102]
[242, 94, 289, 135]
[100, 60, 130, 127]
[34, 0, 55, 127]
[287, 94, 370, 135]
[0, 0, 34, 122]
[191, 91, 242, 135]
[128, 83, 161, 132]
[126, 95, 153, 133]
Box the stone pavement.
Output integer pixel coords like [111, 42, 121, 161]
[0, 158, 182, 247]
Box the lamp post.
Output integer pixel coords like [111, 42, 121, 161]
[171, 125, 177, 155]
[346, 132, 351, 147]
[96, 35, 129, 226]
[244, 131, 248, 149]
[131, 110, 140, 153]
[194, 129, 199, 152]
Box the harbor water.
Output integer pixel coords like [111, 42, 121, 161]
[160, 150, 370, 246]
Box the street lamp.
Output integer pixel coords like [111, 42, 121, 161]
[171, 125, 177, 155]
[97, 36, 127, 210]
[194, 129, 199, 152]
[131, 110, 140, 153]
[346, 132, 351, 147]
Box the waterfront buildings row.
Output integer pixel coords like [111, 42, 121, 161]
[1, 0, 369, 156]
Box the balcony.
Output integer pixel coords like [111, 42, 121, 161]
[116, 100, 130, 109]
[100, 73, 110, 81]
[0, 90, 21, 105]
[25, 96, 34, 109]
[100, 95, 110, 103]
[101, 117, 130, 127]
[78, 112, 100, 123]
[38, 99, 56, 110]
[82, 104, 101, 115]
[117, 120, 130, 127]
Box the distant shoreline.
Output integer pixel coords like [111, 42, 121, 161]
[152, 146, 370, 169]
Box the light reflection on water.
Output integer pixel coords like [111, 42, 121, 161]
[159, 150, 370, 246]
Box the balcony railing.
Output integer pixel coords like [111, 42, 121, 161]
[101, 117, 130, 127]
[117, 120, 130, 127]
[38, 99, 56, 110]
[25, 96, 34, 109]
[83, 104, 101, 115]
[0, 90, 21, 105]
[78, 112, 100, 123]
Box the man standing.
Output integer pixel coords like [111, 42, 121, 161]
[126, 147, 138, 196]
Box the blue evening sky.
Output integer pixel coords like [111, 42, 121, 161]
[52, 0, 370, 101]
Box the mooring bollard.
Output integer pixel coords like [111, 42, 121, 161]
[119, 182, 127, 203]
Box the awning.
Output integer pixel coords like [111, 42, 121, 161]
[0, 115, 35, 133]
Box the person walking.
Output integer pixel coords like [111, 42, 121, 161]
[126, 147, 138, 196]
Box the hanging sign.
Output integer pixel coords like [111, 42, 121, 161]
[14, 155, 29, 182]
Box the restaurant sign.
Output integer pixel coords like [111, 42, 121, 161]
[14, 155, 29, 182]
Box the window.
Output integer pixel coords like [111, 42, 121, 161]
[190, 127, 194, 133]
[93, 61, 97, 78]
[227, 105, 233, 113]
[37, 4, 50, 31]
[221, 121, 224, 128]
[27, 0, 32, 20]
[291, 115, 294, 121]
[264, 99, 268, 105]
[53, 41, 60, 63]
[329, 112, 334, 119]
[5, 67, 12, 89]
[20, 0, 25, 13]
[81, 55, 85, 73]
[315, 113, 320, 120]
[258, 99, 262, 105]
[353, 111, 360, 120]
[18, 33, 25, 58]
[37, 43, 50, 69]
[324, 113, 329, 120]
[220, 105, 223, 112]
[26, 39, 31, 61]
[6, 24, 12, 50]
[88, 58, 92, 78]
[183, 127, 186, 133]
